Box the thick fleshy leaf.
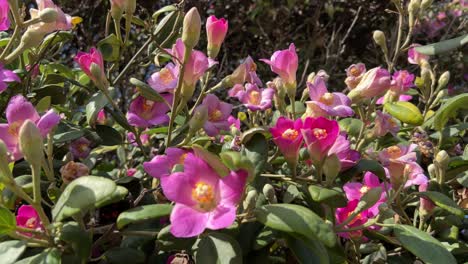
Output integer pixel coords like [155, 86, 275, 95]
[130, 78, 166, 103]
[393, 224, 456, 264]
[59, 222, 92, 263]
[416, 191, 464, 218]
[340, 159, 386, 182]
[0, 240, 26, 264]
[414, 34, 468, 55]
[433, 94, 468, 131]
[308, 186, 347, 208]
[384, 101, 423, 125]
[285, 234, 329, 264]
[338, 118, 363, 138]
[195, 232, 243, 264]
[15, 248, 61, 264]
[254, 204, 336, 247]
[0, 206, 15, 235]
[95, 125, 123, 146]
[86, 93, 108, 128]
[117, 204, 173, 229]
[52, 176, 117, 221]
[97, 34, 121, 62]
[103, 247, 145, 264]
[219, 151, 255, 181]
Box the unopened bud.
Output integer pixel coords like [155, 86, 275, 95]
[420, 0, 433, 10]
[189, 105, 208, 133]
[306, 72, 316, 83]
[18, 120, 44, 167]
[435, 150, 450, 170]
[39, 8, 58, 23]
[20, 29, 45, 50]
[182, 7, 201, 50]
[420, 67, 432, 90]
[243, 190, 258, 212]
[408, 0, 421, 28]
[0, 140, 14, 185]
[90, 63, 103, 83]
[125, 0, 137, 15]
[427, 163, 438, 179]
[262, 184, 277, 204]
[431, 89, 447, 107]
[436, 71, 450, 90]
[373, 30, 388, 55]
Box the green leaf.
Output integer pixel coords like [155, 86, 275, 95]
[308, 186, 347, 208]
[416, 191, 464, 218]
[414, 34, 468, 55]
[192, 144, 230, 178]
[129, 78, 167, 103]
[243, 133, 268, 178]
[338, 118, 363, 138]
[156, 225, 197, 251]
[285, 234, 329, 264]
[195, 232, 242, 264]
[2, 175, 33, 209]
[393, 224, 456, 264]
[323, 154, 341, 184]
[0, 240, 26, 264]
[219, 151, 255, 181]
[35, 96, 51, 113]
[0, 206, 15, 235]
[98, 34, 121, 62]
[95, 186, 128, 208]
[52, 176, 117, 221]
[86, 93, 108, 128]
[59, 222, 92, 263]
[433, 94, 468, 131]
[384, 101, 423, 125]
[40, 31, 74, 50]
[95, 125, 123, 146]
[116, 204, 173, 229]
[240, 127, 269, 144]
[103, 247, 145, 264]
[15, 248, 61, 264]
[254, 204, 336, 247]
[340, 159, 386, 182]
[153, 11, 181, 48]
[152, 5, 178, 21]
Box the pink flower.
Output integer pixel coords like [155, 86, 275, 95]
[0, 95, 60, 160]
[206, 15, 228, 57]
[270, 117, 303, 166]
[169, 39, 209, 88]
[335, 200, 371, 239]
[96, 110, 107, 125]
[301, 117, 340, 164]
[343, 172, 387, 216]
[70, 137, 92, 159]
[373, 110, 400, 137]
[402, 162, 428, 188]
[408, 44, 429, 65]
[328, 134, 361, 170]
[127, 131, 150, 146]
[161, 153, 248, 237]
[16, 205, 44, 236]
[147, 63, 179, 94]
[196, 94, 232, 136]
[227, 56, 262, 87]
[0, 0, 10, 30]
[349, 67, 391, 100]
[344, 63, 366, 89]
[419, 182, 435, 215]
[144, 147, 190, 179]
[127, 168, 137, 177]
[0, 64, 20, 93]
[260, 43, 298, 86]
[238, 83, 275, 111]
[126, 95, 172, 128]
[306, 77, 354, 117]
[227, 116, 240, 130]
[74, 48, 106, 86]
[29, 0, 72, 34]
[391, 70, 414, 93]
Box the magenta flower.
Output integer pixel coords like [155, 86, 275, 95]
[403, 162, 428, 188]
[343, 172, 387, 215]
[349, 67, 391, 100]
[373, 110, 400, 137]
[169, 39, 209, 88]
[196, 94, 232, 137]
[16, 205, 44, 236]
[148, 63, 179, 94]
[419, 182, 435, 215]
[408, 44, 429, 65]
[0, 0, 10, 31]
[126, 94, 172, 128]
[227, 116, 240, 130]
[127, 168, 137, 177]
[206, 15, 228, 58]
[70, 137, 92, 159]
[29, 0, 72, 34]
[270, 117, 304, 166]
[74, 48, 106, 86]
[228, 56, 262, 87]
[335, 200, 371, 239]
[378, 144, 417, 168]
[306, 77, 354, 117]
[328, 134, 361, 170]
[391, 70, 414, 93]
[0, 64, 20, 93]
[260, 43, 298, 86]
[96, 109, 107, 125]
[344, 63, 366, 89]
[238, 83, 275, 111]
[160, 153, 248, 237]
[144, 147, 190, 179]
[301, 117, 340, 164]
[0, 95, 60, 160]
[127, 131, 150, 146]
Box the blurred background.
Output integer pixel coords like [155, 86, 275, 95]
[38, 0, 468, 91]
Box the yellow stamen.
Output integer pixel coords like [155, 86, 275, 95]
[313, 128, 327, 140]
[360, 186, 370, 194]
[192, 182, 216, 211]
[350, 66, 360, 77]
[387, 146, 402, 159]
[248, 90, 261, 105]
[209, 109, 223, 122]
[282, 128, 299, 140]
[71, 16, 83, 29]
[319, 92, 334, 105]
[159, 68, 174, 84]
[8, 122, 21, 136]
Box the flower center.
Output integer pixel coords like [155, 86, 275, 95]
[346, 211, 363, 226]
[78, 143, 88, 153]
[359, 186, 370, 194]
[8, 121, 22, 136]
[350, 67, 361, 77]
[248, 91, 261, 105]
[387, 146, 402, 159]
[159, 68, 174, 84]
[249, 62, 257, 72]
[142, 99, 154, 112]
[192, 182, 216, 211]
[282, 128, 299, 140]
[319, 92, 334, 105]
[25, 217, 37, 229]
[178, 153, 188, 165]
[209, 109, 223, 122]
[313, 128, 328, 140]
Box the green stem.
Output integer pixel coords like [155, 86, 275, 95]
[189, 72, 211, 115]
[112, 37, 152, 85]
[166, 62, 186, 147]
[113, 18, 123, 44]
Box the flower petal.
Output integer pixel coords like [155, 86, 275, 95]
[170, 204, 209, 238]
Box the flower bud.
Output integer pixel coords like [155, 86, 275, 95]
[182, 7, 201, 50]
[18, 120, 44, 167]
[427, 163, 438, 179]
[0, 140, 14, 185]
[306, 72, 316, 83]
[20, 29, 45, 49]
[206, 15, 228, 58]
[262, 184, 277, 204]
[373, 30, 388, 55]
[243, 190, 258, 212]
[420, 0, 433, 10]
[436, 71, 450, 90]
[408, 0, 421, 28]
[39, 8, 58, 23]
[125, 0, 136, 15]
[435, 150, 450, 170]
[60, 161, 89, 184]
[189, 105, 208, 133]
